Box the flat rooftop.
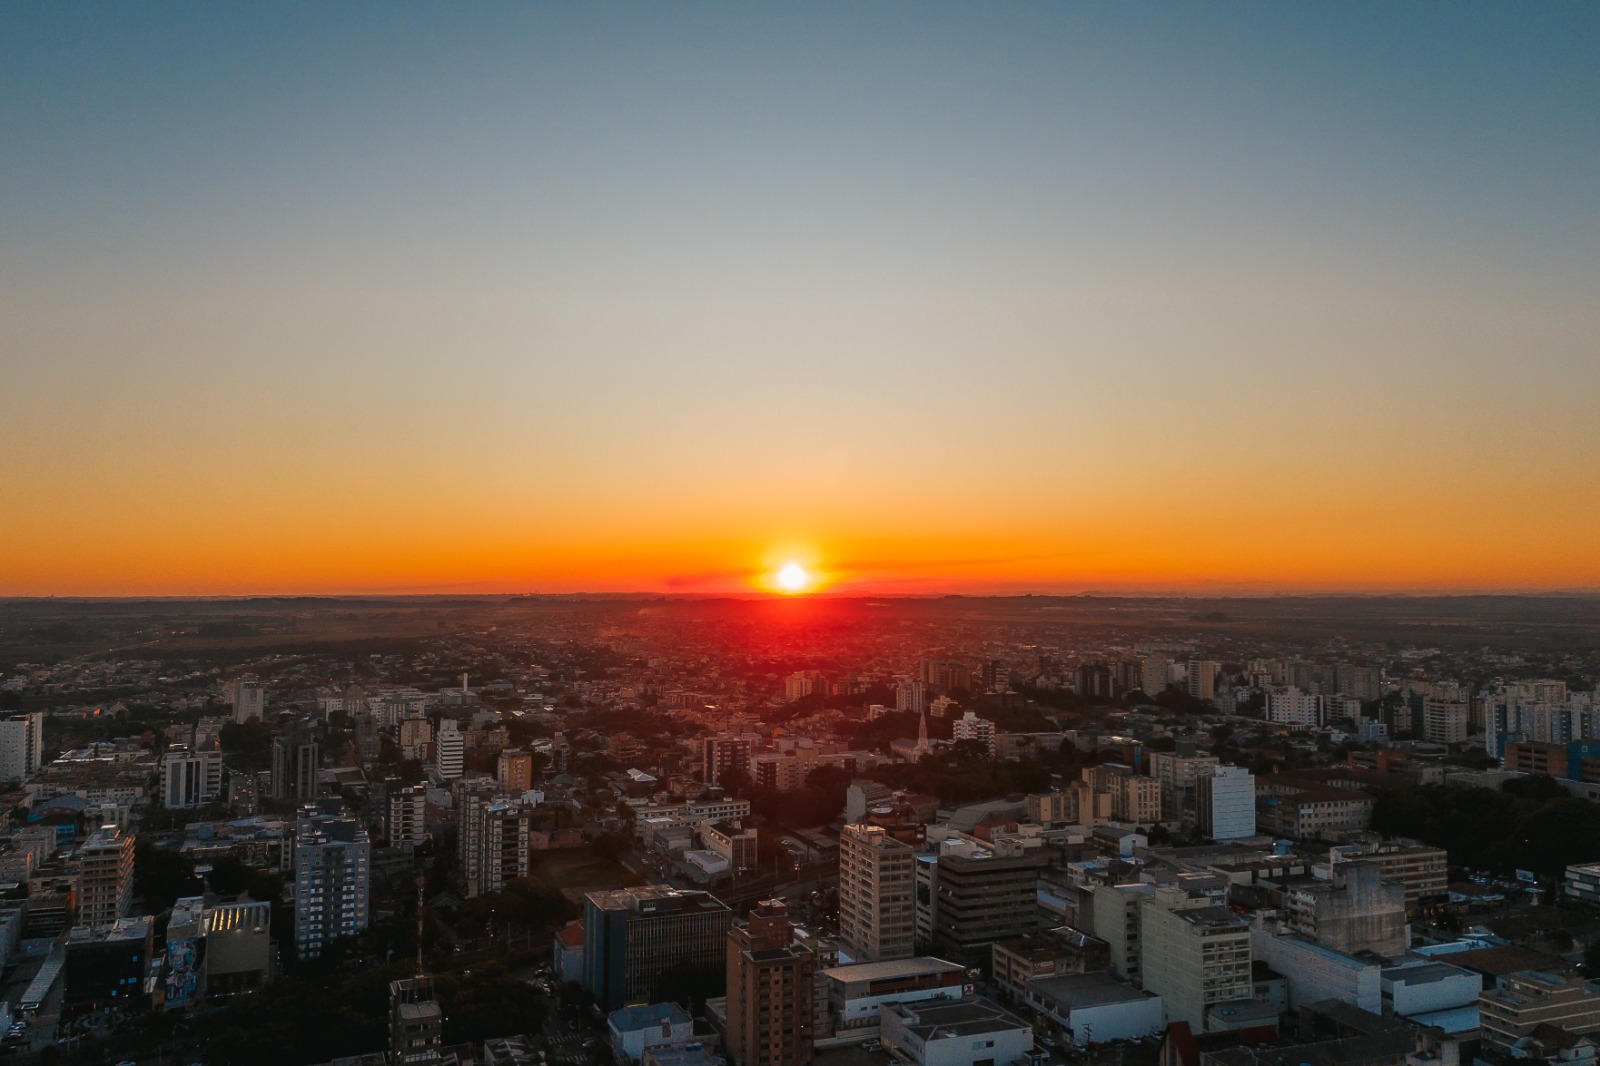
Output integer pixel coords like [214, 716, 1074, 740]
[1026, 971, 1157, 1009]
[823, 956, 964, 984]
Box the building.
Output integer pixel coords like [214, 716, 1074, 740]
[1331, 843, 1449, 915]
[63, 916, 152, 1007]
[582, 887, 733, 1012]
[387, 782, 429, 848]
[991, 930, 1111, 1004]
[78, 824, 135, 928]
[701, 821, 758, 874]
[1266, 687, 1324, 729]
[725, 900, 814, 1066]
[1022, 971, 1164, 1044]
[498, 750, 535, 795]
[0, 713, 45, 784]
[205, 899, 273, 994]
[1148, 753, 1220, 824]
[271, 722, 320, 802]
[231, 677, 266, 724]
[927, 837, 1050, 966]
[879, 997, 1033, 1066]
[1423, 697, 1470, 745]
[1086, 883, 1155, 986]
[1565, 863, 1600, 905]
[839, 824, 916, 963]
[434, 719, 464, 779]
[1186, 662, 1219, 702]
[476, 797, 535, 896]
[161, 745, 224, 809]
[1195, 766, 1255, 841]
[951, 712, 996, 756]
[1138, 890, 1252, 1030]
[703, 736, 755, 785]
[1086, 765, 1162, 825]
[399, 717, 433, 762]
[1480, 971, 1600, 1052]
[390, 975, 444, 1066]
[820, 956, 965, 1030]
[1282, 863, 1407, 956]
[610, 1002, 695, 1063]
[293, 804, 371, 959]
[1250, 930, 1381, 1014]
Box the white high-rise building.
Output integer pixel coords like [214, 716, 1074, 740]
[1139, 658, 1170, 697]
[161, 745, 224, 808]
[434, 719, 464, 779]
[1197, 765, 1256, 841]
[231, 678, 266, 724]
[0, 713, 44, 784]
[1266, 686, 1324, 728]
[952, 710, 996, 755]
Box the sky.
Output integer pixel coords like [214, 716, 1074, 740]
[3, 2, 1598, 597]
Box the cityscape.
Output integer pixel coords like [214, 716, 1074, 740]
[3, 6, 1599, 1066]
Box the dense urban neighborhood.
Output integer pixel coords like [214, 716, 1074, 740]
[0, 594, 1597, 1066]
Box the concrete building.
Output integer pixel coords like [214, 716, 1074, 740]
[879, 997, 1033, 1066]
[1330, 843, 1449, 915]
[1138, 890, 1252, 1030]
[0, 713, 45, 784]
[1380, 960, 1480, 1025]
[78, 824, 135, 928]
[951, 712, 996, 756]
[1148, 753, 1220, 824]
[387, 782, 428, 848]
[1086, 765, 1161, 825]
[991, 930, 1111, 1004]
[820, 957, 965, 1030]
[434, 719, 464, 779]
[271, 722, 319, 802]
[1186, 661, 1219, 702]
[582, 887, 733, 1012]
[293, 804, 371, 959]
[1480, 971, 1600, 1052]
[204, 899, 273, 994]
[701, 821, 758, 874]
[1196, 765, 1255, 841]
[1565, 863, 1600, 905]
[399, 717, 432, 762]
[726, 900, 814, 1066]
[390, 975, 444, 1066]
[1250, 929, 1381, 1014]
[1282, 863, 1407, 956]
[161, 745, 224, 809]
[1022, 971, 1164, 1044]
[230, 677, 266, 724]
[1423, 696, 1470, 744]
[497, 749, 535, 795]
[63, 916, 152, 1007]
[702, 736, 754, 785]
[925, 836, 1050, 966]
[839, 824, 916, 963]
[1086, 883, 1155, 986]
[609, 1002, 695, 1063]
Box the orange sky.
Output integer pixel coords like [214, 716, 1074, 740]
[4, 7, 1598, 596]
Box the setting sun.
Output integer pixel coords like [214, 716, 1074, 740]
[775, 562, 813, 594]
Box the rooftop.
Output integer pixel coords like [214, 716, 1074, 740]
[1026, 971, 1158, 1009]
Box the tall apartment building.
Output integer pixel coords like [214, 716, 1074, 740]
[1282, 864, 1407, 956]
[895, 681, 927, 715]
[161, 745, 224, 808]
[1423, 696, 1470, 744]
[270, 722, 319, 802]
[293, 804, 371, 959]
[230, 677, 266, 724]
[1186, 661, 1219, 702]
[1138, 658, 1171, 697]
[78, 825, 135, 928]
[1086, 883, 1155, 986]
[398, 717, 432, 762]
[1335, 664, 1383, 702]
[702, 735, 755, 785]
[1137, 888, 1252, 1030]
[434, 719, 464, 779]
[726, 899, 814, 1066]
[951, 711, 996, 755]
[386, 782, 428, 848]
[1148, 752, 1220, 823]
[1330, 843, 1448, 915]
[1086, 765, 1162, 824]
[581, 887, 733, 1012]
[1480, 971, 1600, 1053]
[1196, 765, 1256, 841]
[497, 749, 535, 794]
[839, 823, 915, 963]
[926, 837, 1049, 965]
[476, 797, 535, 896]
[1267, 687, 1325, 728]
[454, 778, 499, 898]
[0, 713, 44, 784]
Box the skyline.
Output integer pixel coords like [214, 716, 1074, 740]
[4, 4, 1598, 597]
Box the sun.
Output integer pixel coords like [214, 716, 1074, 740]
[775, 562, 813, 594]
